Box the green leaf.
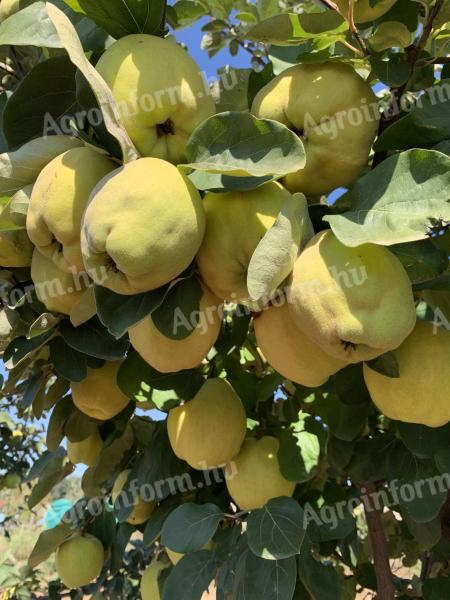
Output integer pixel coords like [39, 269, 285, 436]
[161, 550, 217, 600]
[143, 497, 181, 548]
[78, 0, 165, 39]
[324, 150, 450, 247]
[423, 577, 450, 600]
[59, 317, 129, 360]
[152, 275, 203, 340]
[391, 239, 449, 284]
[94, 284, 169, 339]
[234, 552, 297, 600]
[247, 12, 347, 46]
[247, 194, 311, 302]
[50, 336, 87, 382]
[46, 396, 75, 451]
[184, 111, 305, 178]
[370, 52, 411, 87]
[47, 2, 139, 164]
[3, 330, 54, 370]
[365, 352, 400, 378]
[118, 351, 204, 402]
[3, 55, 78, 150]
[375, 80, 450, 152]
[161, 503, 223, 553]
[0, 1, 62, 47]
[28, 452, 71, 509]
[0, 135, 83, 196]
[247, 497, 306, 560]
[173, 1, 208, 29]
[188, 169, 272, 193]
[326, 395, 369, 442]
[278, 413, 326, 482]
[28, 521, 73, 569]
[298, 538, 343, 600]
[397, 421, 450, 459]
[400, 464, 448, 523]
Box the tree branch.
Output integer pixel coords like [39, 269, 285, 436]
[362, 482, 395, 600]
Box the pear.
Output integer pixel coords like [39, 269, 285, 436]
[55, 534, 104, 589]
[31, 250, 90, 315]
[112, 469, 155, 525]
[167, 378, 247, 470]
[226, 437, 295, 510]
[27, 147, 116, 273]
[71, 361, 130, 420]
[288, 230, 416, 363]
[252, 62, 379, 196]
[364, 321, 450, 427]
[335, 0, 397, 23]
[67, 430, 102, 467]
[128, 283, 222, 373]
[95, 34, 215, 164]
[81, 157, 206, 295]
[254, 300, 347, 387]
[196, 182, 290, 302]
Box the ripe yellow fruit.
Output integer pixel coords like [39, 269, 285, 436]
[288, 230, 416, 363]
[196, 182, 291, 302]
[254, 300, 347, 387]
[0, 186, 33, 267]
[81, 158, 206, 295]
[141, 561, 167, 600]
[95, 34, 215, 164]
[168, 378, 247, 470]
[31, 250, 89, 315]
[27, 147, 116, 273]
[67, 430, 102, 467]
[55, 534, 104, 589]
[71, 361, 130, 420]
[363, 321, 450, 427]
[335, 0, 397, 23]
[128, 283, 222, 373]
[112, 469, 155, 525]
[252, 62, 379, 196]
[226, 437, 295, 510]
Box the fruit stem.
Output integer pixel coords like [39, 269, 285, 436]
[361, 482, 395, 600]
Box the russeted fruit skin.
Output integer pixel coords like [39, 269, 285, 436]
[27, 147, 116, 273]
[363, 321, 450, 427]
[288, 230, 416, 363]
[252, 62, 379, 196]
[55, 534, 104, 589]
[71, 361, 130, 421]
[167, 378, 247, 470]
[196, 182, 290, 302]
[81, 158, 206, 295]
[112, 469, 155, 525]
[0, 185, 33, 267]
[95, 34, 215, 164]
[335, 0, 397, 23]
[128, 283, 222, 373]
[67, 430, 102, 467]
[254, 301, 347, 387]
[141, 561, 167, 600]
[31, 250, 89, 315]
[226, 437, 295, 510]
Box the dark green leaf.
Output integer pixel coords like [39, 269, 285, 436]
[161, 550, 217, 600]
[152, 275, 202, 340]
[247, 497, 306, 560]
[59, 317, 129, 360]
[78, 0, 165, 38]
[50, 336, 87, 382]
[234, 552, 297, 600]
[161, 503, 223, 553]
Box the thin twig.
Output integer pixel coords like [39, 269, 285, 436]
[347, 0, 368, 55]
[362, 482, 395, 600]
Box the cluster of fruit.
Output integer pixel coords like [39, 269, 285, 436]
[1, 23, 448, 596]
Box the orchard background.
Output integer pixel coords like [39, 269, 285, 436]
[0, 0, 449, 599]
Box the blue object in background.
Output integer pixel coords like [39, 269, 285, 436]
[44, 498, 73, 529]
